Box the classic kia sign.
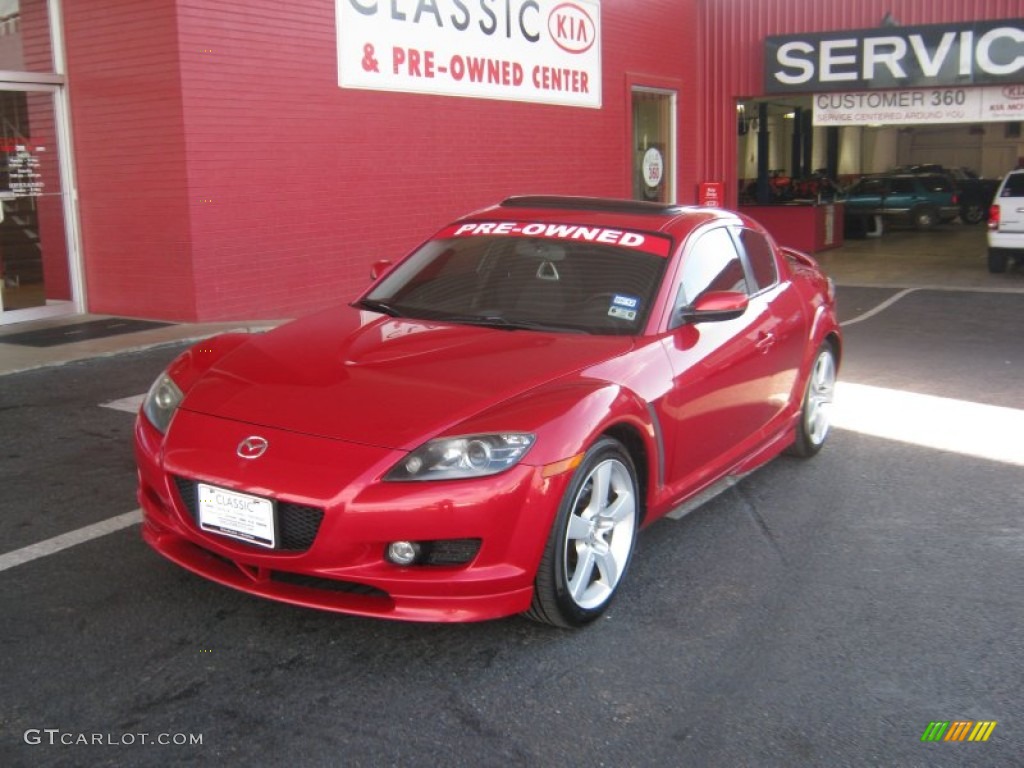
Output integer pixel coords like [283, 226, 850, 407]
[337, 0, 602, 108]
[765, 19, 1024, 94]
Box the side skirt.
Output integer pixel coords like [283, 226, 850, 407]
[664, 471, 751, 521]
[662, 417, 796, 522]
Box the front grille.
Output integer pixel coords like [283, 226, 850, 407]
[173, 476, 324, 552]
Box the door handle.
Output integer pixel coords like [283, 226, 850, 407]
[755, 331, 775, 353]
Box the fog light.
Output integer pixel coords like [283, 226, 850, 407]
[386, 541, 421, 566]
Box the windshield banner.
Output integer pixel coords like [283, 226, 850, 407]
[336, 0, 601, 108]
[440, 221, 673, 257]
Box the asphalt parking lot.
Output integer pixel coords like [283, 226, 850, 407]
[1, 273, 1022, 765]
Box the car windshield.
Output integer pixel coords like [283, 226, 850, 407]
[359, 229, 670, 335]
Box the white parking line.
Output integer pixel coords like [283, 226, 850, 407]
[0, 510, 141, 574]
[838, 284, 1024, 327]
[100, 394, 145, 414]
[4, 398, 145, 573]
[840, 287, 919, 327]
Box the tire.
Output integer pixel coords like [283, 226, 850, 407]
[526, 437, 639, 628]
[961, 202, 985, 225]
[987, 249, 1009, 274]
[910, 205, 939, 230]
[844, 215, 867, 239]
[787, 344, 837, 458]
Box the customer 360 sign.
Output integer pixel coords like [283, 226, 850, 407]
[336, 0, 602, 108]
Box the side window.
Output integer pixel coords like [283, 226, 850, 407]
[736, 228, 778, 292]
[917, 175, 944, 192]
[890, 178, 916, 194]
[677, 227, 748, 307]
[856, 178, 887, 195]
[1001, 173, 1024, 197]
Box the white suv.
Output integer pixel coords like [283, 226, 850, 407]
[987, 169, 1024, 273]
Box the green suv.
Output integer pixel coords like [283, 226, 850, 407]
[844, 172, 960, 234]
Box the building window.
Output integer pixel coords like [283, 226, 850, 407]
[0, 1, 55, 73]
[632, 87, 676, 203]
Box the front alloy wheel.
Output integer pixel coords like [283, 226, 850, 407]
[526, 437, 639, 628]
[788, 344, 837, 458]
[911, 205, 939, 230]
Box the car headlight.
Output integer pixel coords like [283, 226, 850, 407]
[142, 372, 183, 434]
[386, 433, 535, 481]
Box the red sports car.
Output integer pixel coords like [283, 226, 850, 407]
[136, 196, 840, 627]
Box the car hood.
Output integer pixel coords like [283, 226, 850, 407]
[179, 306, 634, 449]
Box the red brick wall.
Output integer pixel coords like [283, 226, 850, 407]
[65, 0, 698, 322]
[64, 0, 196, 320]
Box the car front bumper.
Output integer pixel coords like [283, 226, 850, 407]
[135, 409, 569, 622]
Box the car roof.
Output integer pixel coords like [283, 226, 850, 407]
[461, 195, 745, 237]
[858, 172, 944, 182]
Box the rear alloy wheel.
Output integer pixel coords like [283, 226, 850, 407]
[961, 202, 985, 225]
[788, 344, 837, 458]
[526, 437, 638, 628]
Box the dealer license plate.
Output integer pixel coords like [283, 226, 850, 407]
[197, 483, 276, 549]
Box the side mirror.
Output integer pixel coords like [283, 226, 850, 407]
[675, 290, 749, 325]
[370, 260, 393, 281]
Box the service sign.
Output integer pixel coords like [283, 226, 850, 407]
[336, 0, 602, 108]
[765, 19, 1024, 94]
[813, 84, 1024, 126]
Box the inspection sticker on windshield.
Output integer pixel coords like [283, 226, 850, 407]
[608, 294, 640, 321]
[198, 483, 276, 548]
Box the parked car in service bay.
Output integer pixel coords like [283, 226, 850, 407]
[135, 196, 841, 628]
[894, 164, 1000, 225]
[943, 166, 1000, 225]
[987, 168, 1024, 273]
[844, 172, 960, 234]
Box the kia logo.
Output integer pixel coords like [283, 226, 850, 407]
[237, 436, 269, 459]
[1002, 85, 1024, 100]
[548, 2, 596, 54]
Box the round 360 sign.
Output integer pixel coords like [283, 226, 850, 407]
[642, 147, 663, 189]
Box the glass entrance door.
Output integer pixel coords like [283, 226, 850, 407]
[0, 87, 70, 315]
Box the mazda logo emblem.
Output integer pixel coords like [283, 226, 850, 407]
[237, 436, 269, 459]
